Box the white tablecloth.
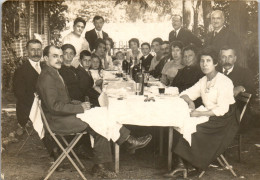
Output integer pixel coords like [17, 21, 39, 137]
[77, 80, 209, 145]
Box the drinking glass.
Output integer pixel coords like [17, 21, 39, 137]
[135, 83, 142, 95]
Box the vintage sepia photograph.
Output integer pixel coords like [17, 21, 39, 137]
[1, 0, 259, 179]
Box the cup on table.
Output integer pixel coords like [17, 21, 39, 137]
[158, 84, 165, 94]
[135, 83, 142, 95]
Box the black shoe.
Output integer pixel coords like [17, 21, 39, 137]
[125, 134, 152, 154]
[91, 164, 117, 178]
[163, 157, 187, 178]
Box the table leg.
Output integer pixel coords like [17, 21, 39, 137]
[114, 143, 119, 173]
[159, 127, 164, 156]
[168, 127, 173, 171]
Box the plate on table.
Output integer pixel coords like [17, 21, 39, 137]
[104, 78, 120, 81]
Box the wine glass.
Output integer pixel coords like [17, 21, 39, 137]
[135, 83, 142, 95]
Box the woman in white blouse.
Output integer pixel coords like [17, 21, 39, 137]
[164, 47, 239, 178]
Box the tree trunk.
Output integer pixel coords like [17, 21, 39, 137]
[202, 0, 212, 33]
[229, 0, 248, 67]
[183, 0, 193, 30]
[193, 0, 201, 36]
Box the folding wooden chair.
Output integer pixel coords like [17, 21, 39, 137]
[35, 94, 87, 180]
[199, 92, 252, 178]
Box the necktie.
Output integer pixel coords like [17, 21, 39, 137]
[97, 31, 101, 38]
[173, 31, 176, 38]
[35, 63, 41, 74]
[214, 31, 218, 37]
[224, 69, 228, 75]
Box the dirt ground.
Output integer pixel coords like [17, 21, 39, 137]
[1, 92, 260, 180]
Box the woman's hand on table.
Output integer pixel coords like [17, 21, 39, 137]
[190, 110, 202, 117]
[190, 110, 215, 117]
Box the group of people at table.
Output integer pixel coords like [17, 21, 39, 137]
[13, 9, 255, 178]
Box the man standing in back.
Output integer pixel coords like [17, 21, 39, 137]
[85, 16, 109, 51]
[204, 10, 240, 54]
[169, 14, 202, 48]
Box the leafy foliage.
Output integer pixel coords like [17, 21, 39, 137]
[45, 1, 68, 46]
[2, 1, 68, 91]
[2, 1, 28, 91]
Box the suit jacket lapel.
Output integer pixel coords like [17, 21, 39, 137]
[26, 60, 39, 77]
[92, 29, 98, 39]
[176, 28, 183, 39]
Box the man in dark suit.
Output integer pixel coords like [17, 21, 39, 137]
[169, 15, 202, 48]
[152, 41, 170, 78]
[37, 45, 152, 178]
[85, 16, 109, 51]
[204, 10, 240, 55]
[13, 39, 43, 127]
[132, 42, 154, 79]
[13, 39, 59, 165]
[218, 45, 255, 133]
[77, 50, 100, 107]
[218, 46, 255, 96]
[140, 42, 154, 71]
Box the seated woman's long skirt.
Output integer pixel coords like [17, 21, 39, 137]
[174, 104, 240, 170]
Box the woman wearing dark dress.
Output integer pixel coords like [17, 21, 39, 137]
[164, 47, 239, 178]
[59, 44, 84, 101]
[171, 44, 204, 93]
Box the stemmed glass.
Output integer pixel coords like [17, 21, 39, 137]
[135, 83, 142, 95]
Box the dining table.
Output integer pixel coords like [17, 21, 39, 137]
[77, 71, 192, 173]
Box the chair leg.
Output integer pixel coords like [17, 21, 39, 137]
[168, 127, 173, 171]
[220, 154, 237, 177]
[217, 157, 225, 168]
[61, 136, 85, 169]
[15, 128, 34, 156]
[159, 127, 164, 156]
[238, 134, 242, 162]
[114, 143, 119, 173]
[45, 134, 87, 180]
[199, 171, 205, 178]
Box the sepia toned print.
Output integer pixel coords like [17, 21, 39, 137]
[1, 0, 259, 179]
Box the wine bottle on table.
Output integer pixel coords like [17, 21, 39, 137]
[136, 59, 144, 95]
[122, 54, 128, 74]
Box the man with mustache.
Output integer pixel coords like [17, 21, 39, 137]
[204, 10, 240, 55]
[14, 39, 44, 128]
[218, 45, 255, 97]
[13, 39, 59, 167]
[152, 41, 170, 78]
[37, 45, 152, 178]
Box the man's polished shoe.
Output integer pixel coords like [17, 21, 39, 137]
[125, 134, 152, 154]
[163, 157, 187, 178]
[91, 164, 117, 178]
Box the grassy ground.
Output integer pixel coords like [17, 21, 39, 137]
[1, 92, 260, 180]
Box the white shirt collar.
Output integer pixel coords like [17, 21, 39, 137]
[223, 66, 234, 75]
[143, 54, 150, 59]
[215, 26, 224, 33]
[28, 59, 41, 74]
